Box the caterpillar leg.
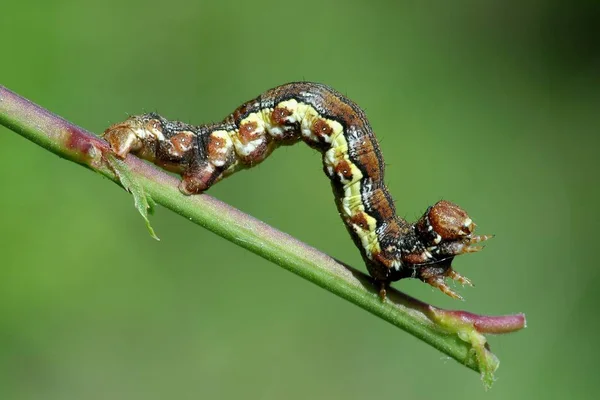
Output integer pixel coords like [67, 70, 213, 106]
[446, 268, 473, 287]
[378, 282, 388, 301]
[179, 162, 221, 194]
[424, 276, 463, 300]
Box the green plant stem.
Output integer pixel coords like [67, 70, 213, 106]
[0, 85, 525, 387]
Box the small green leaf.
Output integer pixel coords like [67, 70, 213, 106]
[106, 154, 160, 240]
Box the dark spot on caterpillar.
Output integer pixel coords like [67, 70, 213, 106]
[350, 212, 369, 230]
[206, 133, 229, 166]
[271, 107, 292, 125]
[208, 134, 225, 153]
[312, 119, 333, 138]
[167, 131, 194, 158]
[335, 159, 354, 181]
[239, 121, 260, 143]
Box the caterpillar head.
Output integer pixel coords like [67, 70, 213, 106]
[410, 200, 492, 299]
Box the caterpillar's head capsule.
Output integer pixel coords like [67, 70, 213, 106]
[416, 200, 477, 245]
[409, 200, 493, 299]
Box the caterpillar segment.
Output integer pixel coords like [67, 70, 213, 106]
[103, 82, 491, 299]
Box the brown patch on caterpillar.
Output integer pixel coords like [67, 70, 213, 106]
[312, 119, 333, 139]
[239, 121, 261, 143]
[349, 212, 369, 230]
[334, 159, 354, 181]
[363, 188, 395, 220]
[167, 131, 195, 158]
[208, 134, 226, 156]
[207, 132, 232, 166]
[350, 138, 383, 183]
[271, 107, 293, 126]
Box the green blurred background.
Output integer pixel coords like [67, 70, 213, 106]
[1, 0, 598, 398]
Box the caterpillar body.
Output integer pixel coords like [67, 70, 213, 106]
[103, 82, 491, 299]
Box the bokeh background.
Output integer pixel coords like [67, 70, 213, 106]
[1, 0, 598, 398]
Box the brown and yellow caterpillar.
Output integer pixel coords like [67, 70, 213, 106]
[103, 82, 491, 299]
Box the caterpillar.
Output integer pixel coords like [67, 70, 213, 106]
[103, 82, 491, 299]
